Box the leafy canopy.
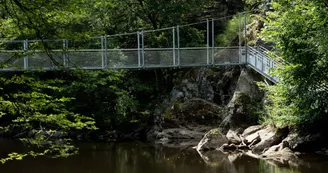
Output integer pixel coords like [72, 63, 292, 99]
[261, 0, 328, 132]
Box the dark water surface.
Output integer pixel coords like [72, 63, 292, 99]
[0, 140, 328, 173]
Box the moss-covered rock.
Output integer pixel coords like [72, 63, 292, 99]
[161, 98, 225, 128]
[196, 129, 228, 151]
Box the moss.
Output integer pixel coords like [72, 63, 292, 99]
[210, 129, 221, 135]
[235, 92, 251, 105]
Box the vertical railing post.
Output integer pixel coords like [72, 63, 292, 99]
[244, 12, 248, 64]
[212, 19, 215, 65]
[238, 13, 242, 63]
[255, 49, 258, 68]
[141, 30, 145, 67]
[173, 27, 176, 66]
[101, 36, 105, 68]
[63, 39, 68, 68]
[104, 36, 108, 68]
[23, 39, 28, 70]
[256, 46, 258, 68]
[207, 19, 210, 65]
[262, 56, 265, 72]
[177, 25, 180, 67]
[137, 32, 141, 67]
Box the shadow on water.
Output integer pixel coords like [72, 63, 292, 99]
[0, 140, 328, 173]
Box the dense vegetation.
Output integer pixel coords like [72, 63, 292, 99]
[0, 0, 327, 163]
[0, 0, 245, 162]
[260, 0, 328, 134]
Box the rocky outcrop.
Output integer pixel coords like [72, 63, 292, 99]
[196, 129, 228, 151]
[226, 130, 242, 144]
[161, 98, 225, 128]
[219, 68, 264, 133]
[249, 126, 286, 153]
[283, 133, 324, 152]
[148, 67, 242, 145]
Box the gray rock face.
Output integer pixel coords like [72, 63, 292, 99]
[226, 130, 242, 144]
[235, 68, 264, 101]
[170, 68, 215, 102]
[160, 98, 225, 128]
[219, 92, 255, 133]
[283, 133, 323, 151]
[242, 125, 264, 137]
[251, 126, 281, 153]
[262, 146, 297, 165]
[219, 68, 264, 133]
[196, 129, 228, 151]
[156, 128, 204, 140]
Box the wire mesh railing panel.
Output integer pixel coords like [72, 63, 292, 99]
[68, 50, 103, 68]
[107, 49, 139, 68]
[0, 41, 24, 51]
[0, 52, 25, 70]
[0, 13, 255, 71]
[144, 48, 174, 67]
[0, 41, 25, 69]
[213, 47, 240, 64]
[28, 51, 64, 69]
[247, 46, 278, 83]
[180, 48, 208, 66]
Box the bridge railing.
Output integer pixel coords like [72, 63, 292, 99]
[0, 13, 247, 70]
[247, 46, 279, 83]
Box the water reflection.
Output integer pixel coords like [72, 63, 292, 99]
[0, 141, 327, 173]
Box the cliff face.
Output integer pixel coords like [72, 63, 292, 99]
[147, 66, 266, 146]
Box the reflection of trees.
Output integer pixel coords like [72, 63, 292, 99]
[0, 142, 313, 173]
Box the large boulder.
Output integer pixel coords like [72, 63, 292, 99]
[240, 126, 288, 154]
[156, 128, 204, 140]
[226, 130, 242, 144]
[219, 68, 264, 133]
[170, 68, 216, 102]
[161, 98, 225, 128]
[219, 92, 256, 133]
[196, 129, 228, 151]
[283, 133, 324, 152]
[262, 142, 297, 166]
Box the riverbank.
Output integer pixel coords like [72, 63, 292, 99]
[143, 66, 328, 168]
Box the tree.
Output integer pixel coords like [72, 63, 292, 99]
[0, 72, 97, 163]
[260, 0, 328, 133]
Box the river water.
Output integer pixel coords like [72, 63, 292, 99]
[0, 140, 328, 173]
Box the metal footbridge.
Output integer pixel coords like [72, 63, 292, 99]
[0, 14, 280, 83]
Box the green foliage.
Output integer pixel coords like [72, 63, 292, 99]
[0, 0, 100, 40]
[216, 15, 240, 47]
[0, 72, 97, 163]
[243, 0, 265, 10]
[0, 0, 246, 164]
[62, 69, 139, 130]
[260, 0, 328, 133]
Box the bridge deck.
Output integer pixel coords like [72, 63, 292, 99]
[0, 14, 280, 83]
